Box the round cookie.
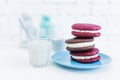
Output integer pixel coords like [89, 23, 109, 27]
[66, 46, 94, 52]
[65, 37, 94, 43]
[65, 37, 95, 51]
[70, 48, 100, 63]
[70, 48, 99, 56]
[72, 23, 101, 30]
[72, 23, 101, 37]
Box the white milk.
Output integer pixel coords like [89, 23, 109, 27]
[28, 39, 51, 67]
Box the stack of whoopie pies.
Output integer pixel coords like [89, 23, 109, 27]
[65, 23, 101, 63]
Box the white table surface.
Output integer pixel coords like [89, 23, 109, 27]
[0, 26, 119, 80]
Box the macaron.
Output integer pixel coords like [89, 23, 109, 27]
[70, 48, 101, 63]
[65, 37, 95, 51]
[70, 48, 99, 56]
[72, 23, 101, 37]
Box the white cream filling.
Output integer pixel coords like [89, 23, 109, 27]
[67, 41, 94, 48]
[72, 29, 99, 33]
[71, 54, 99, 60]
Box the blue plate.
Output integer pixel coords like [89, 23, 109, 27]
[52, 51, 112, 69]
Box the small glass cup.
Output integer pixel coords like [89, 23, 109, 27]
[51, 38, 65, 52]
[27, 38, 51, 67]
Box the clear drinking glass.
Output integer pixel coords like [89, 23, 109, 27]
[28, 38, 51, 67]
[51, 38, 65, 53]
[19, 13, 36, 48]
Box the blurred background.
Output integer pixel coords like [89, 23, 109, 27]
[0, 0, 120, 43]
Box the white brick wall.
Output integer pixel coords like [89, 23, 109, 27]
[0, 0, 120, 40]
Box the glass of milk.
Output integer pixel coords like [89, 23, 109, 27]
[28, 38, 51, 67]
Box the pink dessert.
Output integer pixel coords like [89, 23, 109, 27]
[72, 23, 101, 37]
[70, 48, 101, 63]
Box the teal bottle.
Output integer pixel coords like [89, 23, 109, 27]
[40, 15, 53, 39]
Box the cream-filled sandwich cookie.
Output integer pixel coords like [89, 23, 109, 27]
[70, 48, 101, 63]
[65, 37, 95, 51]
[72, 23, 101, 37]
